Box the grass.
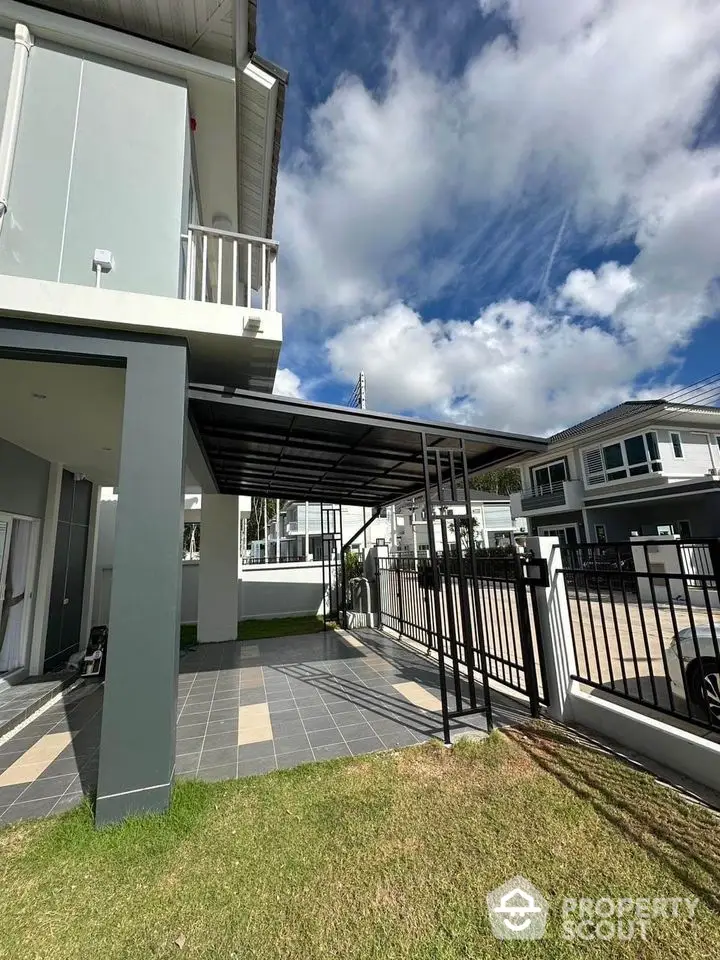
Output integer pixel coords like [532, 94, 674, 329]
[1, 722, 719, 959]
[180, 614, 324, 648]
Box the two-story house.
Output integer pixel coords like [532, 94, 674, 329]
[394, 488, 527, 555]
[0, 0, 288, 823]
[0, 1, 549, 827]
[510, 400, 720, 543]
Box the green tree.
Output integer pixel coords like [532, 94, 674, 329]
[469, 467, 522, 496]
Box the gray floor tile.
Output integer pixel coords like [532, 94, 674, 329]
[312, 743, 352, 761]
[175, 753, 201, 775]
[237, 742, 275, 762]
[176, 721, 207, 739]
[274, 734, 310, 755]
[196, 763, 237, 783]
[379, 729, 420, 749]
[0, 784, 30, 806]
[206, 718, 237, 736]
[18, 774, 79, 803]
[208, 706, 238, 722]
[199, 746, 238, 769]
[301, 714, 338, 733]
[327, 701, 360, 715]
[237, 756, 277, 777]
[50, 794, 85, 815]
[176, 737, 205, 757]
[276, 749, 314, 770]
[347, 736, 385, 756]
[337, 722, 374, 742]
[307, 727, 344, 748]
[297, 702, 331, 719]
[268, 706, 301, 721]
[202, 731, 238, 752]
[3, 797, 58, 823]
[329, 707, 363, 724]
[42, 757, 84, 778]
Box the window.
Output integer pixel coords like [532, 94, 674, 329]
[582, 431, 661, 485]
[594, 524, 607, 543]
[532, 459, 567, 493]
[716, 435, 720, 452]
[603, 443, 625, 481]
[678, 520, 692, 539]
[670, 432, 684, 458]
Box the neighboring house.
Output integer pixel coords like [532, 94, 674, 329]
[394, 489, 526, 555]
[258, 502, 391, 561]
[510, 400, 720, 543]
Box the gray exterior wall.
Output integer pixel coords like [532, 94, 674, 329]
[585, 493, 720, 541]
[0, 436, 49, 518]
[0, 42, 189, 297]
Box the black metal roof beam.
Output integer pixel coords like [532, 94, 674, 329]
[203, 447, 422, 481]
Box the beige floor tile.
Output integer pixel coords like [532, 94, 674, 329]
[238, 703, 273, 745]
[393, 681, 441, 712]
[0, 732, 72, 786]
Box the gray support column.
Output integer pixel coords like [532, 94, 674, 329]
[526, 536, 576, 721]
[95, 342, 187, 826]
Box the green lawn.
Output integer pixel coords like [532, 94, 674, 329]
[1, 723, 719, 959]
[180, 614, 324, 648]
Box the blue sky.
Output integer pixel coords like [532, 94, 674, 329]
[259, 0, 720, 436]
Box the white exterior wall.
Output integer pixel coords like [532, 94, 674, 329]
[181, 560, 325, 623]
[656, 428, 715, 480]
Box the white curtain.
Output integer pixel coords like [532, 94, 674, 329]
[0, 519, 32, 674]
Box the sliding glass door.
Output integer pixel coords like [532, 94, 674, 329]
[0, 515, 38, 677]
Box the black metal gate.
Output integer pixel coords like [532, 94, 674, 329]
[375, 434, 548, 741]
[320, 503, 343, 627]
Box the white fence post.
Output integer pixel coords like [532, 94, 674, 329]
[526, 536, 577, 721]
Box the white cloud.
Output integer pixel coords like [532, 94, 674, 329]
[327, 300, 640, 435]
[273, 368, 304, 398]
[278, 0, 720, 432]
[557, 262, 637, 317]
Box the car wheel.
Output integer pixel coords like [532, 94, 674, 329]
[687, 658, 720, 726]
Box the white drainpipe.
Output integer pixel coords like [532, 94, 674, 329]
[0, 24, 33, 238]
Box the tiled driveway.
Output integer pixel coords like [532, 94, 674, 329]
[0, 627, 527, 824]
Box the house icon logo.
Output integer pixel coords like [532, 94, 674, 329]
[486, 876, 549, 939]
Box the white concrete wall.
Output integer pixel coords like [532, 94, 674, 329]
[657, 428, 715, 479]
[181, 560, 325, 624]
[95, 559, 326, 627]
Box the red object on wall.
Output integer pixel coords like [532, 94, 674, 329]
[190, 116, 197, 132]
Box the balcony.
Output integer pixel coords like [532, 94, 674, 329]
[510, 480, 585, 516]
[183, 224, 278, 316]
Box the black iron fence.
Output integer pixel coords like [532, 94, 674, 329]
[559, 538, 720, 732]
[377, 553, 547, 708]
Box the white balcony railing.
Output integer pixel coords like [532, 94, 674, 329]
[182, 224, 278, 311]
[513, 479, 585, 515]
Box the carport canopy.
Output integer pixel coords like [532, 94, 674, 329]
[189, 385, 548, 508]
